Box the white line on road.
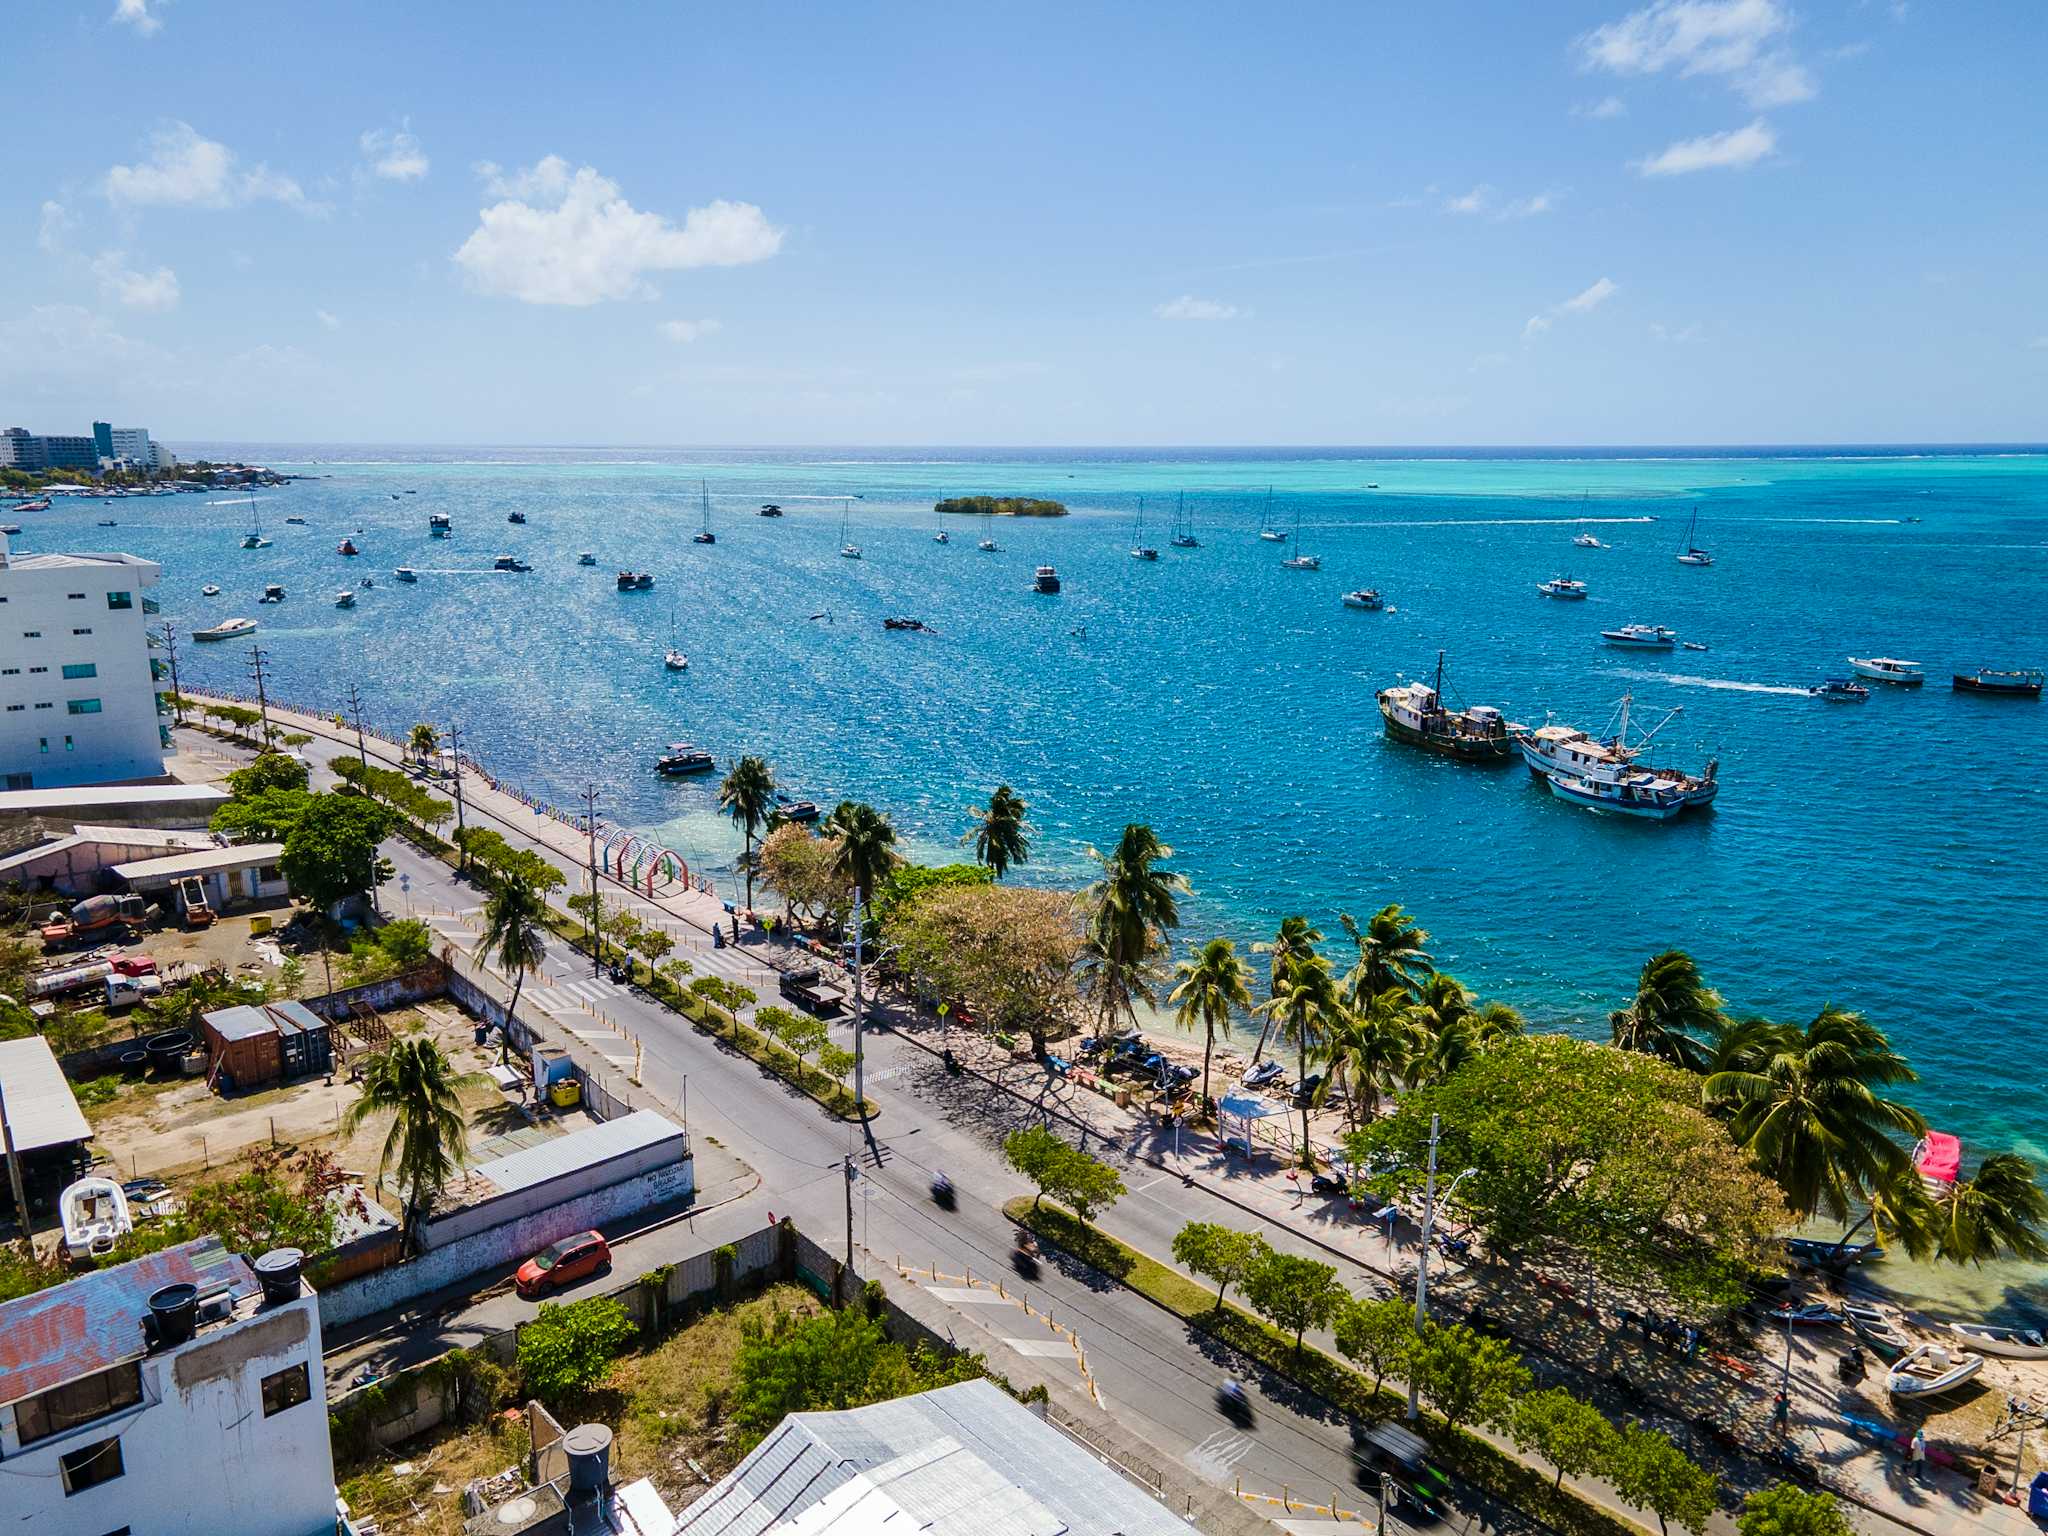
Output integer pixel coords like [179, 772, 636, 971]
[925, 1287, 1016, 1305]
[1002, 1338, 1079, 1358]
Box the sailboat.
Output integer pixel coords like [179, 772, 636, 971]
[1170, 491, 1200, 549]
[977, 509, 1000, 552]
[1281, 505, 1319, 569]
[693, 481, 716, 544]
[663, 604, 688, 670]
[1676, 508, 1712, 566]
[1258, 487, 1288, 542]
[239, 493, 270, 549]
[933, 506, 950, 545]
[1130, 496, 1159, 560]
[839, 498, 862, 559]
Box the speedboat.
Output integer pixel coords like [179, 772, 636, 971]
[394, 567, 418, 583]
[1034, 565, 1061, 594]
[1811, 678, 1869, 702]
[284, 515, 306, 525]
[883, 617, 932, 632]
[1573, 532, 1606, 549]
[360, 574, 375, 589]
[193, 616, 257, 641]
[664, 649, 689, 672]
[201, 584, 221, 597]
[635, 572, 653, 589]
[508, 511, 527, 525]
[97, 519, 118, 527]
[1537, 576, 1588, 599]
[1680, 641, 1709, 651]
[1281, 552, 1321, 570]
[577, 551, 597, 566]
[1953, 667, 2043, 696]
[1948, 1322, 2048, 1360]
[1377, 654, 1516, 762]
[1342, 589, 1384, 610]
[1847, 656, 1923, 685]
[1601, 623, 1679, 649]
[758, 503, 784, 517]
[655, 742, 715, 776]
[335, 590, 356, 608]
[337, 538, 359, 556]
[258, 583, 286, 604]
[1886, 1343, 1983, 1400]
[59, 1176, 132, 1263]
[493, 554, 533, 572]
[1131, 545, 1159, 561]
[0, 524, 19, 535]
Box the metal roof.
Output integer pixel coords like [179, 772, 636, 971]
[112, 841, 283, 881]
[0, 1237, 257, 1406]
[0, 1036, 92, 1152]
[673, 1380, 1185, 1536]
[0, 784, 227, 814]
[469, 1110, 684, 1194]
[266, 999, 327, 1034]
[203, 1004, 278, 1044]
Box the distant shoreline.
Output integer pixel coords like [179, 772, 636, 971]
[935, 495, 1068, 518]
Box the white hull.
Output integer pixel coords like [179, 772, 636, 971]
[193, 619, 257, 642]
[60, 1177, 132, 1262]
[1948, 1323, 2048, 1360]
[1886, 1343, 1983, 1399]
[1848, 657, 1924, 685]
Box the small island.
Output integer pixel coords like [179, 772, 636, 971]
[934, 495, 1068, 518]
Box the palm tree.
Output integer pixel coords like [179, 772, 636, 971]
[342, 1035, 483, 1249]
[1926, 1153, 2048, 1266]
[1168, 937, 1253, 1115]
[824, 800, 900, 908]
[1255, 950, 1342, 1160]
[1250, 915, 1323, 1064]
[718, 755, 776, 911]
[1338, 904, 1434, 1004]
[1608, 949, 1723, 1072]
[407, 722, 438, 765]
[1080, 824, 1186, 1039]
[1416, 997, 1523, 1086]
[1323, 986, 1420, 1126]
[478, 874, 548, 1064]
[1704, 1005, 1927, 1223]
[966, 785, 1032, 879]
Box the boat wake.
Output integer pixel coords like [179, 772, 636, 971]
[1357, 516, 1659, 529]
[1610, 668, 1809, 697]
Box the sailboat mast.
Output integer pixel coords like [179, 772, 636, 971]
[1434, 649, 1445, 703]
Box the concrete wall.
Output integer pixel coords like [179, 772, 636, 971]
[421, 1127, 689, 1249]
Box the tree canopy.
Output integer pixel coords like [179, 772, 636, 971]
[279, 792, 396, 912]
[1002, 1124, 1126, 1221]
[933, 496, 1067, 517]
[883, 882, 1081, 1054]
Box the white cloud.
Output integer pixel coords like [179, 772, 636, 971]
[104, 122, 307, 209]
[1574, 95, 1630, 119]
[1580, 0, 1814, 108]
[359, 126, 429, 183]
[1498, 193, 1556, 219]
[1443, 185, 1492, 215]
[111, 0, 161, 35]
[316, 309, 342, 331]
[1650, 321, 1705, 342]
[1154, 295, 1243, 321]
[1637, 118, 1777, 175]
[453, 156, 781, 306]
[1525, 277, 1619, 340]
[1523, 314, 1554, 340]
[91, 251, 180, 311]
[656, 318, 721, 343]
[38, 201, 75, 254]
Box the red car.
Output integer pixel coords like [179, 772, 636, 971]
[515, 1230, 611, 1297]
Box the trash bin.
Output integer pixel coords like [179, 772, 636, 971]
[549, 1078, 582, 1109]
[2027, 1470, 2048, 1521]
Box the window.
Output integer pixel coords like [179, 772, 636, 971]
[34, 702, 51, 710]
[62, 663, 97, 680]
[3, 773, 29, 791]
[22, 630, 40, 638]
[5, 705, 23, 713]
[0, 667, 16, 675]
[106, 591, 132, 610]
[64, 735, 74, 752]
[29, 666, 46, 674]
[67, 699, 102, 715]
[38, 737, 48, 753]
[14, 1364, 142, 1447]
[66, 592, 85, 600]
[260, 1362, 310, 1417]
[71, 628, 93, 636]
[58, 1437, 124, 1496]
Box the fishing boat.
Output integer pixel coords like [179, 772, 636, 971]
[693, 481, 716, 544]
[617, 570, 653, 590]
[1130, 496, 1159, 561]
[11, 496, 51, 513]
[1915, 1131, 1960, 1194]
[1258, 486, 1287, 541]
[1945, 1321, 2048, 1360]
[429, 514, 452, 537]
[1843, 1302, 1911, 1359]
[1810, 678, 1869, 702]
[1376, 653, 1516, 762]
[1512, 695, 1719, 811]
[1034, 565, 1061, 594]
[1601, 623, 1679, 649]
[1537, 576, 1588, 599]
[1342, 589, 1384, 610]
[258, 583, 285, 604]
[1886, 1343, 1983, 1400]
[201, 583, 221, 597]
[492, 555, 532, 572]
[337, 537, 359, 556]
[758, 503, 784, 517]
[1848, 656, 1923, 685]
[193, 616, 257, 641]
[1953, 667, 2043, 696]
[655, 742, 715, 776]
[1675, 509, 1712, 566]
[59, 1176, 132, 1263]
[1170, 491, 1200, 548]
[1573, 532, 1606, 549]
[577, 551, 597, 566]
[1545, 769, 1702, 820]
[334, 589, 356, 608]
[508, 511, 527, 525]
[394, 567, 418, 583]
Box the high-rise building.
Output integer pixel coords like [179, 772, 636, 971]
[108, 426, 151, 462]
[92, 421, 115, 461]
[40, 437, 98, 471]
[0, 428, 48, 470]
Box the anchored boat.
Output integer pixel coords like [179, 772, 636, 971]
[1848, 656, 1923, 685]
[1377, 653, 1515, 762]
[1602, 623, 1679, 649]
[1342, 589, 1384, 610]
[193, 616, 257, 641]
[1537, 576, 1588, 600]
[1513, 694, 1718, 815]
[1676, 508, 1713, 566]
[1953, 667, 2042, 696]
[1034, 565, 1061, 594]
[1810, 678, 1869, 702]
[655, 742, 715, 776]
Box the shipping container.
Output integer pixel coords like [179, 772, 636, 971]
[200, 1005, 281, 1090]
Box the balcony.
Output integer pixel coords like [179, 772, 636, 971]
[155, 692, 175, 717]
[150, 660, 169, 681]
[140, 597, 160, 615]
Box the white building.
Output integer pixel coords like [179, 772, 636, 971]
[107, 427, 150, 463]
[0, 1237, 339, 1536]
[0, 535, 169, 791]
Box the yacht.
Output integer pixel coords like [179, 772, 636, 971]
[193, 616, 258, 641]
[617, 570, 655, 590]
[258, 584, 286, 604]
[1537, 576, 1588, 600]
[1573, 532, 1606, 549]
[664, 649, 689, 672]
[655, 741, 715, 776]
[1170, 491, 1200, 548]
[1847, 656, 1924, 685]
[1034, 565, 1062, 594]
[1675, 509, 1712, 566]
[394, 567, 418, 583]
[693, 481, 716, 543]
[429, 514, 453, 537]
[1279, 504, 1317, 567]
[975, 536, 998, 552]
[508, 511, 527, 525]
[758, 503, 784, 517]
[335, 589, 357, 608]
[1953, 667, 2043, 696]
[577, 551, 598, 566]
[1342, 589, 1384, 610]
[1601, 623, 1679, 649]
[1512, 694, 1719, 812]
[240, 530, 270, 550]
[1258, 485, 1287, 541]
[201, 584, 221, 597]
[840, 542, 863, 559]
[1811, 678, 1869, 702]
[337, 538, 359, 556]
[1376, 653, 1516, 762]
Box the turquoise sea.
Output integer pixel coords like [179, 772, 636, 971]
[28, 445, 2048, 1297]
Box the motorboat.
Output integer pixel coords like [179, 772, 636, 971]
[1886, 1343, 1983, 1400]
[335, 589, 356, 608]
[1512, 695, 1718, 812]
[634, 572, 654, 589]
[883, 617, 932, 632]
[1810, 678, 1869, 702]
[655, 742, 715, 776]
[59, 1176, 132, 1263]
[394, 567, 418, 583]
[1573, 532, 1606, 548]
[1376, 653, 1516, 762]
[193, 617, 257, 641]
[617, 570, 654, 589]
[664, 649, 689, 672]
[773, 793, 819, 822]
[840, 542, 863, 559]
[508, 511, 527, 524]
[429, 514, 452, 537]
[1601, 623, 1679, 649]
[361, 574, 375, 589]
[1847, 656, 1923, 685]
[337, 538, 359, 556]
[1537, 576, 1588, 599]
[1843, 1302, 1911, 1358]
[1953, 668, 2043, 696]
[1675, 509, 1712, 566]
[0, 524, 19, 535]
[1948, 1322, 2048, 1360]
[201, 583, 221, 597]
[11, 496, 51, 513]
[1034, 565, 1061, 594]
[284, 515, 307, 525]
[758, 503, 784, 517]
[493, 554, 533, 572]
[1342, 589, 1384, 610]
[577, 551, 598, 566]
[258, 584, 286, 604]
[1546, 769, 1704, 821]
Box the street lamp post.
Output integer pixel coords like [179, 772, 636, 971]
[1407, 1111, 1478, 1422]
[847, 889, 868, 1117]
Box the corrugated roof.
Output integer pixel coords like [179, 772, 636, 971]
[674, 1380, 1185, 1536]
[0, 1037, 92, 1152]
[266, 1000, 327, 1034]
[469, 1110, 684, 1195]
[0, 784, 227, 814]
[0, 1237, 257, 1406]
[112, 841, 283, 880]
[203, 1004, 278, 1044]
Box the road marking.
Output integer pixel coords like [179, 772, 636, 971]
[926, 1287, 1015, 1305]
[1001, 1338, 1077, 1358]
[1184, 1429, 1254, 1480]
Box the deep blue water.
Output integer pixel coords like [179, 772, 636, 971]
[30, 446, 2048, 1184]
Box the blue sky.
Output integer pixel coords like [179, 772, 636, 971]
[5, 0, 2043, 446]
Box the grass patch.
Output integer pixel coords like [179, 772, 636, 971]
[1007, 1199, 1654, 1536]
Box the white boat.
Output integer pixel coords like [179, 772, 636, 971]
[239, 492, 270, 548]
[1513, 694, 1718, 811]
[1129, 496, 1158, 560]
[239, 532, 270, 549]
[1342, 589, 1384, 610]
[1948, 1321, 2048, 1360]
[1279, 504, 1317, 567]
[1886, 1343, 1983, 1400]
[1676, 508, 1712, 566]
[59, 1176, 132, 1263]
[201, 583, 221, 597]
[664, 649, 689, 672]
[841, 499, 865, 559]
[840, 543, 863, 559]
[1170, 492, 1201, 548]
[394, 567, 418, 583]
[1034, 565, 1061, 594]
[933, 530, 950, 544]
[1602, 623, 1679, 649]
[1545, 769, 1696, 820]
[1573, 532, 1606, 549]
[258, 583, 286, 604]
[193, 616, 257, 641]
[1537, 576, 1588, 599]
[335, 590, 356, 608]
[1847, 656, 1924, 685]
[1258, 485, 1287, 541]
[693, 480, 716, 544]
[976, 537, 999, 552]
[430, 514, 453, 537]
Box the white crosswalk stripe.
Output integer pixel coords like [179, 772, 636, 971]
[1000, 1338, 1077, 1358]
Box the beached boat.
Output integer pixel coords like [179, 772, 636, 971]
[1947, 1321, 2048, 1360]
[394, 567, 418, 583]
[693, 481, 716, 544]
[335, 590, 356, 608]
[1034, 566, 1061, 594]
[1847, 656, 1923, 685]
[1538, 576, 1588, 599]
[201, 584, 221, 597]
[1843, 1302, 1911, 1358]
[1887, 1343, 1983, 1400]
[1675, 509, 1712, 566]
[1377, 653, 1516, 762]
[1573, 532, 1605, 549]
[1953, 668, 2043, 696]
[59, 1176, 132, 1263]
[337, 538, 359, 556]
[654, 742, 715, 776]
[1810, 678, 1869, 702]
[258, 583, 285, 604]
[193, 616, 257, 641]
[1786, 1236, 1880, 1267]
[1602, 623, 1679, 649]
[1342, 589, 1384, 610]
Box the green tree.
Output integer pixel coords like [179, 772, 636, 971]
[1408, 1319, 1531, 1433]
[1609, 950, 1723, 1072]
[1002, 1125, 1126, 1220]
[758, 822, 847, 928]
[1338, 903, 1434, 1001]
[732, 1305, 984, 1445]
[817, 1042, 856, 1089]
[1171, 1222, 1270, 1313]
[1511, 1386, 1618, 1491]
[211, 786, 316, 841]
[407, 722, 439, 764]
[1611, 1424, 1718, 1536]
[1323, 985, 1421, 1126]
[1078, 824, 1186, 1039]
[719, 755, 777, 911]
[1705, 1005, 1926, 1223]
[227, 751, 309, 798]
[1254, 950, 1344, 1159]
[479, 875, 549, 1060]
[630, 924, 674, 967]
[1240, 1248, 1344, 1358]
[758, 1005, 827, 1073]
[966, 784, 1032, 879]
[883, 882, 1080, 1059]
[1332, 1294, 1417, 1396]
[1168, 937, 1254, 1114]
[1924, 1151, 2048, 1265]
[341, 1034, 482, 1247]
[518, 1295, 637, 1402]
[280, 792, 395, 915]
[1737, 1485, 1854, 1536]
[1410, 974, 1523, 1087]
[825, 800, 901, 907]
[1249, 915, 1322, 1064]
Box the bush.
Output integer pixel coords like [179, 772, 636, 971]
[733, 1304, 984, 1447]
[519, 1295, 638, 1402]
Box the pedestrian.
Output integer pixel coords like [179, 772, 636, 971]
[1911, 1427, 1928, 1482]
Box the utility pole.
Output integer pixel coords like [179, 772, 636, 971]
[583, 784, 600, 978]
[445, 721, 468, 872]
[158, 622, 184, 725]
[343, 681, 369, 770]
[843, 1155, 857, 1282]
[850, 887, 867, 1118]
[0, 1073, 29, 1245]
[246, 644, 275, 750]
[1407, 1113, 1440, 1422]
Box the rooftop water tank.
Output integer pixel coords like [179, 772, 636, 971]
[254, 1247, 304, 1305]
[148, 1282, 199, 1348]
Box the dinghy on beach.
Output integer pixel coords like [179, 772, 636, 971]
[1886, 1343, 1983, 1400]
